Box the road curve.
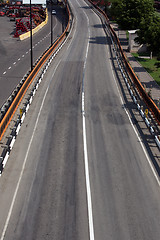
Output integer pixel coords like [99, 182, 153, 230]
[0, 0, 160, 240]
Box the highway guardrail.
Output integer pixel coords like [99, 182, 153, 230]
[88, 0, 160, 126]
[0, 2, 71, 141]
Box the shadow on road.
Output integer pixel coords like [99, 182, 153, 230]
[92, 24, 104, 29]
[89, 36, 107, 45]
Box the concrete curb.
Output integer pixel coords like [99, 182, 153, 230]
[19, 9, 48, 41]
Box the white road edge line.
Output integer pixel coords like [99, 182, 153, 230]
[0, 12, 76, 235]
[0, 6, 92, 238]
[108, 55, 160, 187]
[0, 61, 61, 240]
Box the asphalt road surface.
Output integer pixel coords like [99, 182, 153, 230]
[0, 5, 65, 107]
[0, 0, 160, 239]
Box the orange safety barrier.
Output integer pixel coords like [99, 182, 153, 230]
[88, 0, 160, 125]
[0, 3, 71, 140]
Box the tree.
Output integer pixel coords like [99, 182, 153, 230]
[110, 0, 154, 30]
[136, 13, 160, 53]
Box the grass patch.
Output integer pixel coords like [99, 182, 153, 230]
[132, 53, 160, 85]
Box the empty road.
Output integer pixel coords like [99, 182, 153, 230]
[0, 0, 160, 239]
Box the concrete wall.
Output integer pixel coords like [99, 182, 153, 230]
[128, 30, 147, 53]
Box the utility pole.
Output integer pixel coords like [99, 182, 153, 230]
[51, 0, 53, 46]
[30, 0, 33, 71]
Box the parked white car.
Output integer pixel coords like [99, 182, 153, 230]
[52, 10, 56, 15]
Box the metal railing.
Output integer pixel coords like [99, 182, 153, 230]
[0, 2, 71, 140]
[88, 0, 160, 125]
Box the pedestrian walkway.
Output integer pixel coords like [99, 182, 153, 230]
[112, 24, 160, 107]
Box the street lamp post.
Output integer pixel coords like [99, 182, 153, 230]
[30, 0, 33, 71]
[51, 0, 53, 46]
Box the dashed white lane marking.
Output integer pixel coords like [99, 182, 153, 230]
[1, 27, 57, 76]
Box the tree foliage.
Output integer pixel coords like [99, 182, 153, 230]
[109, 0, 160, 54]
[110, 0, 154, 30]
[136, 13, 160, 53]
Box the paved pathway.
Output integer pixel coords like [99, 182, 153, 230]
[112, 25, 160, 107]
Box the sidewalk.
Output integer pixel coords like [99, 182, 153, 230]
[113, 25, 160, 107]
